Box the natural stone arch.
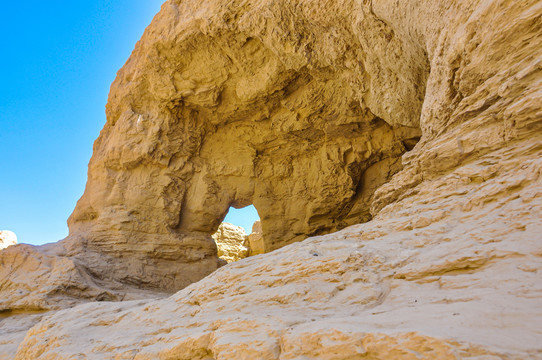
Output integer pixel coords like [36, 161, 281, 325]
[63, 1, 430, 292]
[0, 0, 445, 309]
[0, 0, 537, 320]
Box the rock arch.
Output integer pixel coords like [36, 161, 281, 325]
[0, 0, 538, 312]
[65, 13, 426, 291]
[4, 0, 467, 307]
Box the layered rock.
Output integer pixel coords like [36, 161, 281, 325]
[0, 231, 16, 250]
[211, 222, 249, 263]
[0, 3, 541, 357]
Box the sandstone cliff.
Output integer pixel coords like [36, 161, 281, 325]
[1, 0, 541, 357]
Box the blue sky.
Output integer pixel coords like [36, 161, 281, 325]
[1, 1, 258, 245]
[223, 205, 260, 234]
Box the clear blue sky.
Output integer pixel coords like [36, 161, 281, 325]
[1, 1, 259, 245]
[224, 205, 260, 234]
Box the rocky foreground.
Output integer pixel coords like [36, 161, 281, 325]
[1, 0, 541, 358]
[6, 140, 542, 359]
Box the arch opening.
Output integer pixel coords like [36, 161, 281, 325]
[211, 205, 262, 263]
[223, 205, 259, 235]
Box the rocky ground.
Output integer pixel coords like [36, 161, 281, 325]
[6, 138, 542, 359]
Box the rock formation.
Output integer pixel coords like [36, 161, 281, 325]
[247, 220, 265, 256]
[211, 222, 249, 262]
[1, 0, 541, 357]
[6, 0, 427, 299]
[0, 231, 16, 250]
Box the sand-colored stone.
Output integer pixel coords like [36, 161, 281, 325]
[0, 242, 165, 311]
[211, 222, 248, 263]
[247, 220, 265, 256]
[12, 141, 542, 358]
[0, 0, 541, 357]
[0, 312, 48, 360]
[0, 231, 16, 250]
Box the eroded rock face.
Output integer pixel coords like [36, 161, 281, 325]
[12, 141, 542, 359]
[211, 223, 248, 263]
[62, 0, 426, 292]
[0, 231, 17, 250]
[0, 0, 540, 319]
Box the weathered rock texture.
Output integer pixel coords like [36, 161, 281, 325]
[0, 311, 47, 360]
[36, 0, 427, 295]
[247, 220, 265, 255]
[211, 222, 249, 262]
[0, 231, 16, 250]
[0, 0, 541, 356]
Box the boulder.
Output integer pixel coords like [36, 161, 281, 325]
[211, 223, 249, 263]
[247, 220, 265, 256]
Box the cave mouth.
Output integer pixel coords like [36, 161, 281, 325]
[211, 205, 261, 263]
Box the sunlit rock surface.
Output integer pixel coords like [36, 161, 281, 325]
[247, 220, 265, 256]
[211, 222, 249, 263]
[5, 0, 427, 298]
[13, 143, 542, 358]
[0, 231, 16, 250]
